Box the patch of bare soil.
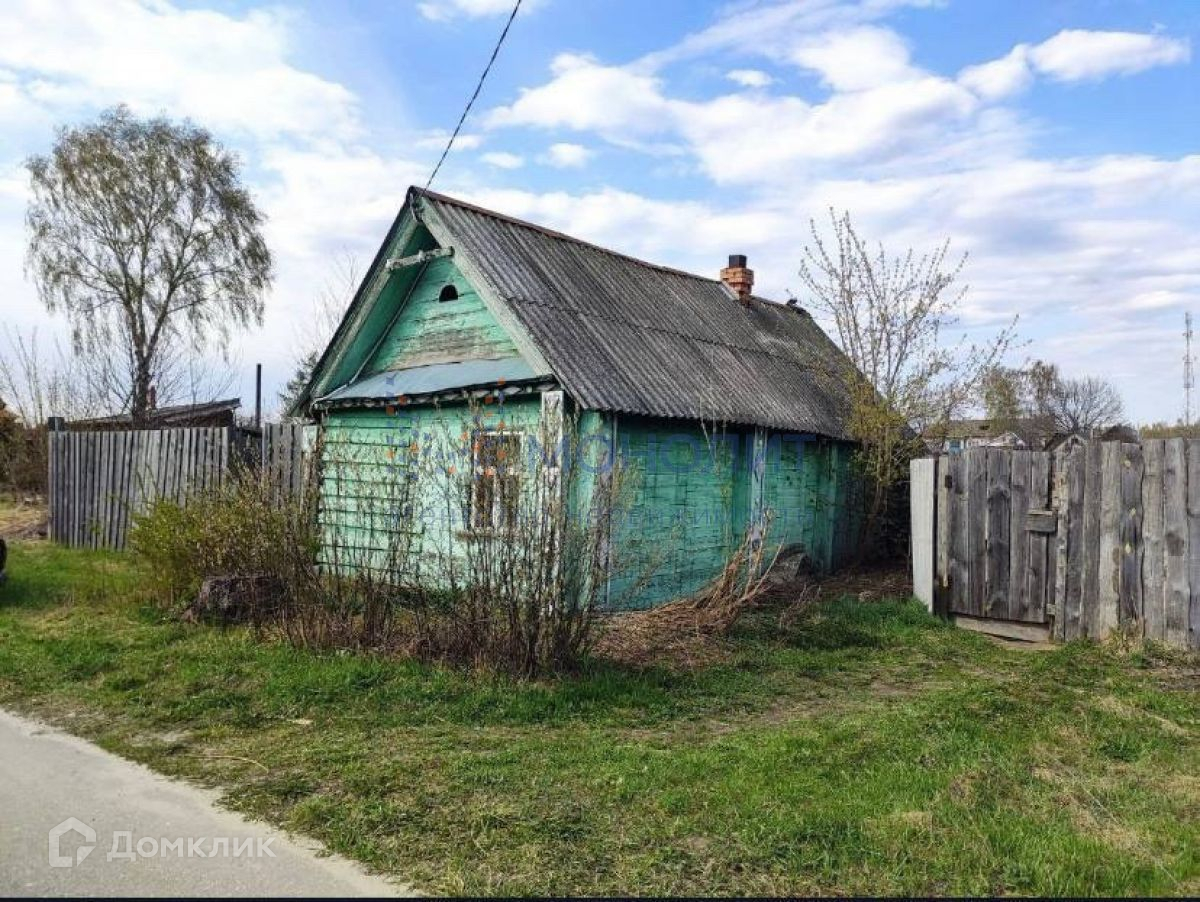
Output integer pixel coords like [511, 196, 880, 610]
[0, 498, 48, 540]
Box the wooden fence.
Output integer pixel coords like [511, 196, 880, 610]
[911, 439, 1200, 651]
[48, 423, 311, 551]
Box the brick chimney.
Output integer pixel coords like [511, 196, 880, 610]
[720, 254, 754, 305]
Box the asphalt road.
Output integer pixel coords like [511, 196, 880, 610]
[0, 708, 410, 897]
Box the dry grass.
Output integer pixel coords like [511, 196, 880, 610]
[0, 497, 47, 540]
[594, 528, 788, 670]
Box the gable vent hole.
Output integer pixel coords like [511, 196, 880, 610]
[439, 284, 459, 303]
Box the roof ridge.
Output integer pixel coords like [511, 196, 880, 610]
[410, 185, 770, 293]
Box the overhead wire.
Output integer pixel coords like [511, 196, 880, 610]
[422, 0, 523, 193]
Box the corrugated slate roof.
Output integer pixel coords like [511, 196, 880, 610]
[417, 190, 853, 438]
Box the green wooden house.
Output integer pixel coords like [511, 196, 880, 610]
[294, 187, 859, 609]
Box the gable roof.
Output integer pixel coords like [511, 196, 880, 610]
[303, 187, 854, 438]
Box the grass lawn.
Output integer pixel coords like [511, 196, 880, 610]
[0, 539, 1197, 896]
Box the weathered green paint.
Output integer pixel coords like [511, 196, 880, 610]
[318, 397, 544, 572]
[300, 194, 553, 412]
[602, 418, 859, 609]
[312, 224, 439, 399]
[602, 416, 741, 608]
[318, 400, 859, 610]
[760, 435, 858, 570]
[364, 254, 521, 375]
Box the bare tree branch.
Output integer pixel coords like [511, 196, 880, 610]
[798, 209, 1019, 555]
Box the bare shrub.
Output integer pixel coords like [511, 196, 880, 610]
[798, 210, 1019, 559]
[594, 519, 780, 669]
[129, 462, 320, 612]
[391, 404, 631, 676]
[131, 404, 633, 676]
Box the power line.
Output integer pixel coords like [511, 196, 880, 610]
[422, 0, 523, 193]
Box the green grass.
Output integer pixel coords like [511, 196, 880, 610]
[1, 540, 1198, 896]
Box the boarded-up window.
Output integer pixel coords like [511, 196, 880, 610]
[471, 431, 521, 530]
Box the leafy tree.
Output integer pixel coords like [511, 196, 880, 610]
[25, 106, 272, 425]
[980, 366, 1025, 429]
[1140, 421, 1200, 439]
[799, 210, 1018, 556]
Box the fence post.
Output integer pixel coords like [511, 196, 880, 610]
[910, 457, 936, 613]
[46, 417, 64, 542]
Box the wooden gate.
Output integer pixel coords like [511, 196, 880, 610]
[941, 447, 1056, 629]
[913, 439, 1200, 650]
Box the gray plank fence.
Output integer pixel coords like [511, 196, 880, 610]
[48, 423, 311, 551]
[911, 439, 1200, 651]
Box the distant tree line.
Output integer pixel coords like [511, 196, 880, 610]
[980, 360, 1125, 438]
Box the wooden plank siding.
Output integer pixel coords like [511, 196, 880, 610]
[1059, 445, 1087, 640]
[317, 399, 859, 612]
[363, 254, 521, 375]
[1118, 442, 1144, 626]
[920, 439, 1198, 651]
[1142, 440, 1167, 641]
[1189, 440, 1200, 650]
[1163, 439, 1189, 648]
[947, 453, 968, 615]
[966, 447, 988, 618]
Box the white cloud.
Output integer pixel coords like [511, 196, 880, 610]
[417, 0, 541, 22]
[487, 53, 673, 138]
[961, 29, 1190, 99]
[541, 142, 592, 168]
[480, 150, 524, 169]
[959, 46, 1033, 100]
[1029, 29, 1190, 81]
[455, 151, 1199, 418]
[414, 131, 483, 151]
[0, 0, 415, 413]
[726, 69, 774, 88]
[0, 0, 361, 141]
[489, 51, 981, 181]
[2, 0, 1195, 424]
[641, 0, 937, 71]
[480, 3, 1199, 421]
[789, 26, 917, 91]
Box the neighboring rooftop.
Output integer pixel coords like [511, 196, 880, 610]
[68, 398, 240, 430]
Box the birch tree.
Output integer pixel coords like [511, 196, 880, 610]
[25, 106, 272, 424]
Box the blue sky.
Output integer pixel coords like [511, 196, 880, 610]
[1, 0, 1197, 421]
